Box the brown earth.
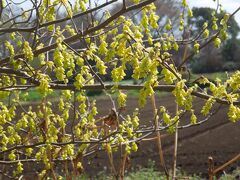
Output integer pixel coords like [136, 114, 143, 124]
[84, 94, 240, 178]
[2, 94, 240, 179]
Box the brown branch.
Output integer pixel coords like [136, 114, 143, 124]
[0, 0, 156, 66]
[0, 108, 227, 166]
[0, 67, 39, 84]
[0, 8, 34, 27]
[178, 105, 221, 129]
[0, 0, 3, 19]
[0, 0, 118, 33]
[213, 153, 240, 174]
[177, 6, 240, 70]
[1, 83, 240, 105]
[62, 41, 105, 88]
[50, 84, 240, 105]
[151, 95, 169, 178]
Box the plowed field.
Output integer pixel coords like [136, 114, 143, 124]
[84, 94, 240, 178]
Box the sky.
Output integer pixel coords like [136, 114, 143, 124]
[18, 0, 240, 25]
[188, 0, 240, 26]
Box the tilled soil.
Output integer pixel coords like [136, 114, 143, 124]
[2, 94, 240, 178]
[84, 94, 240, 178]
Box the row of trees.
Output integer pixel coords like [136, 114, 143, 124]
[0, 0, 240, 179]
[189, 7, 240, 73]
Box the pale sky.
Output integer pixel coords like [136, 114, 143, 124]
[17, 0, 240, 25]
[188, 0, 240, 26]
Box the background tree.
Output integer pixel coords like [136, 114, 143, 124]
[188, 7, 240, 73]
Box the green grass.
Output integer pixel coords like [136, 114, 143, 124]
[71, 160, 202, 180]
[74, 166, 240, 180]
[54, 159, 240, 179]
[9, 72, 235, 102]
[191, 71, 233, 82]
[219, 167, 240, 180]
[19, 89, 61, 101]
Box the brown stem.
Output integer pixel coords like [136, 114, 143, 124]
[208, 156, 214, 180]
[213, 153, 240, 174]
[0, 0, 157, 66]
[172, 104, 178, 179]
[64, 161, 69, 180]
[119, 152, 128, 180]
[106, 144, 117, 176]
[151, 95, 169, 179]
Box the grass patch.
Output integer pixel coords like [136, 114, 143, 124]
[19, 89, 61, 101]
[191, 71, 233, 82]
[71, 160, 202, 180]
[74, 166, 240, 180]
[219, 167, 240, 180]
[10, 72, 235, 102]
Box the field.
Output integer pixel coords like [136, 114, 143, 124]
[9, 72, 239, 178]
[82, 94, 240, 178]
